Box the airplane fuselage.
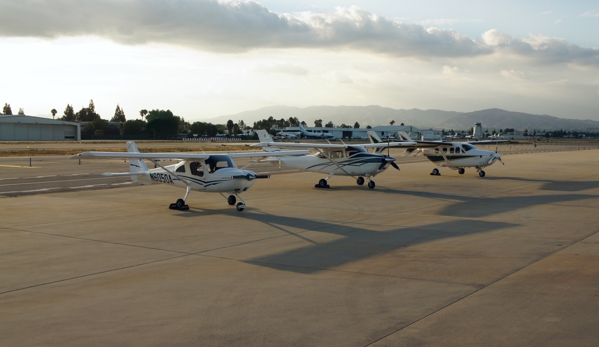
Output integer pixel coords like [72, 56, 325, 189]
[422, 143, 501, 169]
[277, 152, 391, 176]
[136, 161, 256, 194]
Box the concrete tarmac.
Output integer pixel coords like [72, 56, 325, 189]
[1, 149, 598, 346]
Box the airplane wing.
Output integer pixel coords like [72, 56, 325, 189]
[466, 139, 510, 145]
[252, 141, 416, 150]
[70, 150, 310, 160]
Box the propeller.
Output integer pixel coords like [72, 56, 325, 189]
[379, 156, 399, 171]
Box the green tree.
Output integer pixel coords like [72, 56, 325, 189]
[18, 108, 24, 115]
[238, 119, 246, 130]
[366, 125, 372, 129]
[75, 105, 100, 122]
[124, 120, 146, 136]
[226, 119, 234, 136]
[139, 109, 148, 120]
[189, 121, 218, 137]
[111, 104, 126, 122]
[61, 104, 75, 121]
[314, 119, 323, 127]
[390, 120, 395, 125]
[51, 108, 57, 119]
[3, 103, 12, 115]
[325, 121, 334, 128]
[354, 122, 360, 129]
[146, 109, 174, 122]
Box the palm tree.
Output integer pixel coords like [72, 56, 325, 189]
[390, 120, 395, 125]
[51, 108, 57, 119]
[139, 109, 148, 120]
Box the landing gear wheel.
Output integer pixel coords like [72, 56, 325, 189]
[479, 170, 486, 177]
[227, 195, 236, 205]
[431, 168, 440, 176]
[357, 177, 365, 185]
[368, 180, 375, 189]
[316, 178, 330, 188]
[169, 198, 189, 210]
[458, 168, 465, 175]
[236, 202, 245, 211]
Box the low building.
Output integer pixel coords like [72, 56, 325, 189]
[0, 115, 81, 141]
[281, 125, 424, 140]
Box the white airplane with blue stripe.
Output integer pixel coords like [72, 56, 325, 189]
[252, 130, 416, 189]
[70, 141, 308, 211]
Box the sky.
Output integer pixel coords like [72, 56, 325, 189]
[1, 0, 598, 123]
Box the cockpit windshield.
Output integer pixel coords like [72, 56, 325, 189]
[346, 146, 366, 157]
[205, 155, 235, 173]
[462, 144, 475, 152]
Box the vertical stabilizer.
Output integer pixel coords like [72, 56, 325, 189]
[255, 130, 280, 152]
[126, 141, 149, 183]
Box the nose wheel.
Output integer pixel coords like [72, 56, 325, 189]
[479, 170, 486, 177]
[431, 168, 440, 176]
[368, 180, 375, 189]
[458, 168, 465, 175]
[222, 193, 247, 211]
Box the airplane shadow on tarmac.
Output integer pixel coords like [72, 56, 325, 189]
[233, 211, 516, 276]
[484, 176, 599, 192]
[370, 188, 598, 219]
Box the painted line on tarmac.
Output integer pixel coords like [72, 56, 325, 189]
[70, 184, 108, 189]
[1, 188, 61, 194]
[0, 177, 119, 187]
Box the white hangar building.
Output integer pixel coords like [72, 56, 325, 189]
[0, 115, 81, 141]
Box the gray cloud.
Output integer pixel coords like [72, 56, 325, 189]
[1, 0, 598, 65]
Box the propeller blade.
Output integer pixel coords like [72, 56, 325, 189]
[255, 174, 271, 179]
[390, 161, 400, 170]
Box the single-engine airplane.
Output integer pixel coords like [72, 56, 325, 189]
[252, 130, 415, 189]
[70, 141, 308, 211]
[368, 131, 506, 177]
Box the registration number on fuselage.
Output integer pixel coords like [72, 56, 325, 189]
[150, 172, 174, 184]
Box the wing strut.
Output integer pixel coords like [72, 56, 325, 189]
[316, 149, 356, 178]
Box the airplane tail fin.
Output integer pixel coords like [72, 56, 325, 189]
[126, 141, 149, 183]
[397, 131, 412, 141]
[367, 131, 382, 144]
[255, 130, 280, 152]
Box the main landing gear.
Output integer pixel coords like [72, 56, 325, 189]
[169, 186, 191, 210]
[430, 168, 440, 176]
[356, 176, 375, 188]
[458, 168, 465, 175]
[478, 170, 486, 177]
[225, 193, 246, 211]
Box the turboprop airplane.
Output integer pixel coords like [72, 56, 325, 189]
[252, 130, 416, 189]
[70, 141, 308, 211]
[298, 124, 336, 139]
[368, 131, 506, 177]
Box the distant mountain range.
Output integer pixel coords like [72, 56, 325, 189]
[206, 105, 599, 131]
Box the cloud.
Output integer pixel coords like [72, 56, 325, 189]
[579, 11, 599, 18]
[0, 0, 598, 66]
[254, 63, 308, 76]
[482, 29, 599, 66]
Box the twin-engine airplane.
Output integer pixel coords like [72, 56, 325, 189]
[298, 124, 336, 139]
[368, 131, 506, 177]
[70, 141, 308, 211]
[252, 130, 416, 189]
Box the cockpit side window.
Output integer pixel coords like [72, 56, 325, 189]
[175, 163, 186, 173]
[450, 147, 455, 154]
[205, 155, 235, 173]
[190, 162, 203, 177]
